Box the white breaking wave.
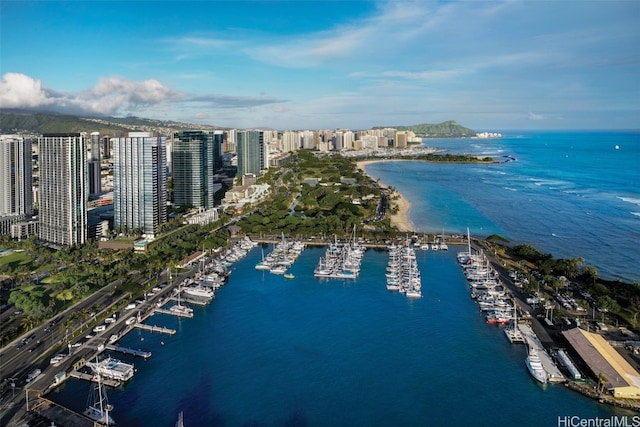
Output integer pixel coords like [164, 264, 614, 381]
[631, 212, 640, 218]
[619, 197, 640, 206]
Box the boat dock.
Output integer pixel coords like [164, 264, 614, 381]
[155, 308, 194, 318]
[171, 295, 209, 306]
[133, 323, 177, 334]
[104, 344, 152, 359]
[67, 371, 122, 388]
[519, 323, 565, 382]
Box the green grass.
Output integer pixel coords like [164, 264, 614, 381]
[0, 251, 32, 270]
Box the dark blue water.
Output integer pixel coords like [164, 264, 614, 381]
[49, 247, 628, 426]
[364, 131, 640, 283]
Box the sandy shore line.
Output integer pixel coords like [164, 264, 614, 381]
[356, 159, 414, 232]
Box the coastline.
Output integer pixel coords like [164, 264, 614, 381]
[356, 159, 414, 232]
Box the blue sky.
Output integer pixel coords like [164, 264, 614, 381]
[1, 1, 638, 130]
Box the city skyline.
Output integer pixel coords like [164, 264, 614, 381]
[1, 1, 639, 131]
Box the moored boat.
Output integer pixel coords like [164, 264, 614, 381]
[525, 348, 549, 384]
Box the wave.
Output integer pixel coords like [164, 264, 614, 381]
[503, 187, 517, 192]
[619, 197, 640, 206]
[632, 212, 640, 218]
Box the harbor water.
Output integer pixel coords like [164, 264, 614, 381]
[49, 247, 628, 426]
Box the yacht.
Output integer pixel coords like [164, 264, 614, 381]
[183, 285, 214, 299]
[525, 348, 549, 384]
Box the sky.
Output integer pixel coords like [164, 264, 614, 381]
[0, 0, 639, 131]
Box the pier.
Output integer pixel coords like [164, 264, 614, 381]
[171, 295, 209, 306]
[133, 323, 177, 334]
[155, 308, 194, 318]
[67, 371, 122, 388]
[104, 344, 152, 359]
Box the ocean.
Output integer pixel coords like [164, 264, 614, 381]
[48, 131, 639, 426]
[365, 131, 640, 283]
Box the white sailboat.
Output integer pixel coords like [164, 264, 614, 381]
[170, 271, 194, 316]
[84, 369, 115, 426]
[439, 229, 448, 251]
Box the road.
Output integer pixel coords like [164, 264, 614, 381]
[0, 263, 208, 425]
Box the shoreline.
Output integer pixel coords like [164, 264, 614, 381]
[356, 159, 414, 232]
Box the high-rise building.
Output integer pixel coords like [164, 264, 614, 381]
[0, 135, 33, 236]
[112, 132, 167, 237]
[0, 134, 33, 218]
[172, 130, 223, 210]
[281, 131, 300, 152]
[212, 131, 224, 170]
[38, 133, 87, 246]
[89, 131, 101, 196]
[236, 130, 266, 177]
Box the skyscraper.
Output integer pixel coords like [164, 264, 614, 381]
[112, 132, 167, 237]
[38, 133, 87, 246]
[88, 131, 101, 196]
[0, 135, 33, 236]
[172, 130, 223, 210]
[236, 130, 266, 177]
[0, 135, 33, 218]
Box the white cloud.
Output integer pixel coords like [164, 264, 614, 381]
[0, 73, 53, 108]
[0, 72, 181, 116]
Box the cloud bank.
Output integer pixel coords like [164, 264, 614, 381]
[0, 72, 283, 119]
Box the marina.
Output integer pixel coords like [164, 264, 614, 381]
[42, 244, 624, 426]
[314, 234, 365, 279]
[104, 344, 152, 359]
[133, 323, 177, 335]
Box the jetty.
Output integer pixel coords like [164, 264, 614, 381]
[133, 323, 177, 334]
[104, 344, 152, 359]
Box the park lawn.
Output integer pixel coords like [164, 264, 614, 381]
[0, 251, 33, 270]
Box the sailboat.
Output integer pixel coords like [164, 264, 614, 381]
[439, 229, 448, 251]
[170, 270, 193, 317]
[84, 369, 116, 425]
[255, 246, 271, 270]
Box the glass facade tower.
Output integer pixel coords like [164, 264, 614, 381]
[113, 132, 167, 237]
[38, 133, 87, 246]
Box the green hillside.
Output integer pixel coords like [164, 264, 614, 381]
[389, 120, 477, 137]
[0, 110, 227, 135]
[0, 110, 133, 135]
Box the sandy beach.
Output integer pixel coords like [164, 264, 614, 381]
[356, 159, 414, 232]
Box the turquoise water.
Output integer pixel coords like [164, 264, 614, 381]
[50, 247, 627, 426]
[364, 131, 640, 282]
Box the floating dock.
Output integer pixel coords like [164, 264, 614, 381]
[104, 344, 152, 359]
[67, 371, 122, 388]
[170, 295, 209, 306]
[133, 323, 177, 334]
[155, 308, 194, 318]
[519, 323, 565, 382]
